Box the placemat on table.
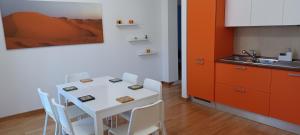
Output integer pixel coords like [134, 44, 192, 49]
[128, 85, 143, 90]
[78, 95, 95, 102]
[116, 96, 135, 103]
[63, 86, 78, 92]
[80, 79, 93, 83]
[109, 78, 123, 83]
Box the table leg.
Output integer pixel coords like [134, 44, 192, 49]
[94, 115, 104, 135]
[58, 91, 65, 105]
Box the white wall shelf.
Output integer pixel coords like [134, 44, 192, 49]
[127, 35, 149, 42]
[137, 49, 157, 56]
[116, 24, 137, 27]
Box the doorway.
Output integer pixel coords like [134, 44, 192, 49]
[178, 0, 182, 80]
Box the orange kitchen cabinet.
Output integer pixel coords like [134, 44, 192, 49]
[215, 83, 244, 109]
[188, 61, 215, 101]
[215, 83, 269, 116]
[270, 70, 300, 125]
[187, 0, 233, 101]
[216, 63, 272, 93]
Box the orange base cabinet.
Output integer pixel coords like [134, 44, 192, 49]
[187, 0, 233, 101]
[215, 83, 269, 116]
[216, 63, 271, 93]
[270, 70, 300, 125]
[215, 63, 271, 116]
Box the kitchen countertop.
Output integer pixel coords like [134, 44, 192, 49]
[217, 55, 300, 72]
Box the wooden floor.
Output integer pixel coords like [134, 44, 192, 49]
[0, 84, 296, 135]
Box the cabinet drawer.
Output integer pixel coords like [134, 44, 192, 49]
[216, 83, 269, 116]
[216, 63, 271, 93]
[270, 70, 300, 125]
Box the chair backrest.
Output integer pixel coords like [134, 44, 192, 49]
[37, 88, 57, 121]
[128, 100, 164, 135]
[51, 99, 75, 135]
[65, 72, 91, 83]
[144, 78, 162, 99]
[122, 72, 138, 84]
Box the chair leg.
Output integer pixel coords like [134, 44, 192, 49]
[54, 123, 59, 135]
[110, 116, 113, 128]
[108, 130, 113, 135]
[42, 114, 49, 135]
[54, 123, 58, 135]
[65, 99, 68, 106]
[61, 130, 66, 135]
[115, 115, 118, 128]
[162, 125, 167, 135]
[154, 131, 160, 135]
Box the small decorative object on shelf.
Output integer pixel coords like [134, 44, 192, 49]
[146, 48, 151, 53]
[116, 19, 137, 26]
[129, 19, 134, 24]
[116, 19, 122, 24]
[128, 34, 149, 42]
[137, 49, 157, 56]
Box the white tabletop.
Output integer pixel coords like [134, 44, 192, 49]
[56, 76, 159, 117]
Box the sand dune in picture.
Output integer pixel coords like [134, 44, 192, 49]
[3, 12, 103, 49]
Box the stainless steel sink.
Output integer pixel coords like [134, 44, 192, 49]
[254, 58, 278, 65]
[221, 56, 255, 63]
[221, 56, 278, 65]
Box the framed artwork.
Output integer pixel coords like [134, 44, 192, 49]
[0, 0, 104, 49]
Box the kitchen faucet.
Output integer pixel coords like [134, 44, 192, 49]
[242, 49, 257, 62]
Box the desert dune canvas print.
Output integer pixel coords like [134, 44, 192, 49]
[0, 0, 104, 49]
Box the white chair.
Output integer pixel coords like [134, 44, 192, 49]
[38, 89, 86, 135]
[65, 72, 91, 83]
[109, 100, 166, 135]
[51, 99, 108, 135]
[120, 78, 162, 121]
[112, 72, 138, 127]
[143, 78, 163, 100]
[122, 72, 138, 84]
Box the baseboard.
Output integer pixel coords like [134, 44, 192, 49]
[180, 96, 191, 102]
[171, 80, 181, 85]
[191, 98, 300, 135]
[191, 97, 216, 108]
[216, 103, 300, 135]
[0, 109, 44, 123]
[162, 81, 173, 85]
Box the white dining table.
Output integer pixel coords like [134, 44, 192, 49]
[56, 76, 160, 135]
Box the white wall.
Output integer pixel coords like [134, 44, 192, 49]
[161, 0, 179, 83]
[0, 0, 163, 117]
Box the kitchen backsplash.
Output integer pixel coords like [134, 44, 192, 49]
[234, 26, 300, 59]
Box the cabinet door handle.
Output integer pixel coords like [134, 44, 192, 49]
[241, 89, 246, 94]
[288, 74, 300, 77]
[196, 58, 204, 65]
[235, 66, 247, 70]
[234, 87, 245, 93]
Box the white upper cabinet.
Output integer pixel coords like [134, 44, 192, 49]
[283, 0, 300, 25]
[225, 0, 300, 27]
[251, 0, 284, 26]
[225, 0, 252, 26]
